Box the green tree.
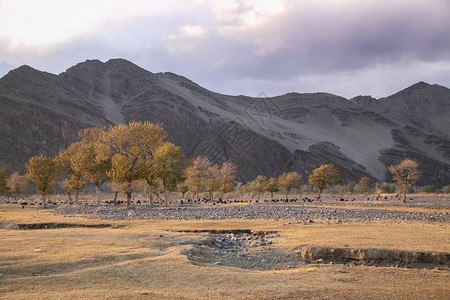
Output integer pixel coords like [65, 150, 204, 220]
[265, 177, 279, 200]
[345, 182, 356, 193]
[389, 159, 421, 202]
[359, 177, 373, 194]
[407, 185, 415, 194]
[153, 142, 186, 206]
[422, 185, 436, 193]
[308, 164, 341, 198]
[26, 155, 57, 205]
[106, 121, 165, 206]
[278, 172, 302, 200]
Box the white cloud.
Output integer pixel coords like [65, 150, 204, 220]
[1, 0, 449, 99]
[167, 25, 209, 53]
[0, 0, 197, 45]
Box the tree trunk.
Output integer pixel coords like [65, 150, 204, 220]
[42, 194, 46, 207]
[285, 191, 289, 201]
[148, 186, 153, 206]
[164, 189, 168, 207]
[126, 192, 131, 207]
[113, 191, 118, 205]
[318, 188, 322, 198]
[209, 191, 214, 203]
[68, 190, 72, 203]
[96, 184, 101, 205]
[270, 192, 274, 200]
[403, 183, 407, 203]
[75, 189, 79, 204]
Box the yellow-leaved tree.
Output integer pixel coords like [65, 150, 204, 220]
[153, 141, 186, 206]
[7, 172, 29, 198]
[278, 172, 302, 200]
[0, 168, 9, 197]
[184, 156, 211, 200]
[177, 181, 189, 199]
[106, 121, 165, 206]
[308, 164, 341, 198]
[57, 142, 87, 204]
[264, 177, 279, 200]
[359, 177, 373, 194]
[26, 155, 57, 205]
[388, 159, 421, 202]
[245, 175, 267, 199]
[59, 179, 73, 203]
[217, 161, 237, 200]
[205, 164, 221, 202]
[72, 128, 112, 205]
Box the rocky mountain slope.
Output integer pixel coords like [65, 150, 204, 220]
[1, 59, 449, 186]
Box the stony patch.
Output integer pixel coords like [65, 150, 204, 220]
[49, 203, 450, 223]
[183, 232, 305, 270]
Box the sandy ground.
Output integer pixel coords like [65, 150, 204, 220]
[0, 201, 449, 299]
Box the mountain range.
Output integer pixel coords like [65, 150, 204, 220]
[0, 58, 449, 186]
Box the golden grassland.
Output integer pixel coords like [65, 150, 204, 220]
[0, 203, 449, 299]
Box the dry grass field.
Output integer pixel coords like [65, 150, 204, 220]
[0, 201, 449, 299]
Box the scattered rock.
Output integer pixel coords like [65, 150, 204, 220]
[48, 201, 449, 223]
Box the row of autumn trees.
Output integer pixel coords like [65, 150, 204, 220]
[19, 121, 346, 205]
[1, 120, 423, 205]
[243, 164, 343, 200]
[23, 121, 238, 207]
[242, 159, 422, 203]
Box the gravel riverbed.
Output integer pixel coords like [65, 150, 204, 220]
[49, 202, 449, 223]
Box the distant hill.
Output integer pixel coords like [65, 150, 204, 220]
[1, 59, 449, 186]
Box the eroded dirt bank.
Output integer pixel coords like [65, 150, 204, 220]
[297, 246, 449, 268]
[183, 231, 449, 270]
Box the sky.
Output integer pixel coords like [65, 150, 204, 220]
[1, 0, 450, 99]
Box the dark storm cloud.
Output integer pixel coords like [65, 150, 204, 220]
[199, 0, 450, 79]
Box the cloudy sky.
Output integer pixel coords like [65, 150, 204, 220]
[1, 0, 449, 98]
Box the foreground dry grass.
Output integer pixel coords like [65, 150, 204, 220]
[0, 205, 449, 299]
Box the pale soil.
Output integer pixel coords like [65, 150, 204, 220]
[0, 202, 449, 299]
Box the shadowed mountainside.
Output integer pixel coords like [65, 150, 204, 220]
[1, 59, 449, 185]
